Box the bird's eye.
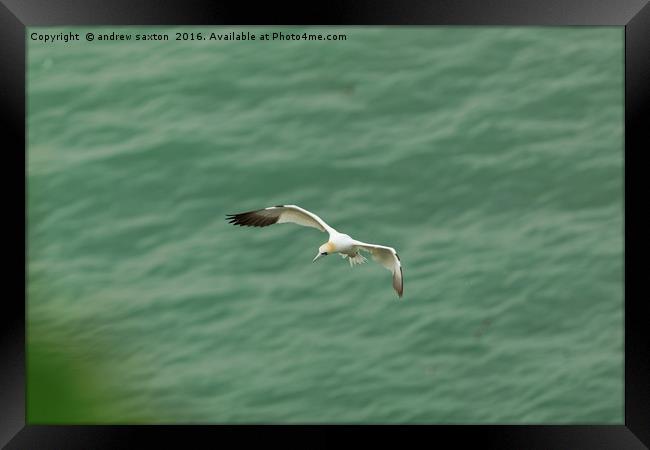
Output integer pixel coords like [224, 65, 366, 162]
[321, 252, 328, 256]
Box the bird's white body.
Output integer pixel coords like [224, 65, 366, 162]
[321, 232, 368, 266]
[329, 232, 356, 254]
[227, 205, 403, 298]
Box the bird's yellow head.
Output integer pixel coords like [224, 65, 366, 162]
[313, 242, 335, 262]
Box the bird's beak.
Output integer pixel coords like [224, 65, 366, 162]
[313, 252, 324, 263]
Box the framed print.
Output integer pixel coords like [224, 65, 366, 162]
[1, 0, 648, 448]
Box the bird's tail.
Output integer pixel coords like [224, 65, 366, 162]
[342, 253, 367, 267]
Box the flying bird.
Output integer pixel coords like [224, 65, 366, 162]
[226, 205, 403, 298]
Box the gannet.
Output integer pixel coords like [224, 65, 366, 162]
[226, 205, 403, 298]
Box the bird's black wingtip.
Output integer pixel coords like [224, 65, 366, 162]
[225, 214, 240, 225]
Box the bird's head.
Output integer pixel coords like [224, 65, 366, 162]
[313, 242, 333, 263]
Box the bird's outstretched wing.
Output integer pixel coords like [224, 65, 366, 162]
[226, 205, 334, 233]
[356, 242, 403, 298]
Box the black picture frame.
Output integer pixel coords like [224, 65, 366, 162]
[2, 1, 648, 448]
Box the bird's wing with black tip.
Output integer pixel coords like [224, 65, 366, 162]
[226, 205, 333, 233]
[356, 243, 403, 298]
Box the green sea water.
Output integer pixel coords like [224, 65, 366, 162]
[27, 27, 624, 423]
